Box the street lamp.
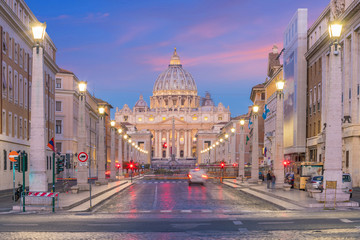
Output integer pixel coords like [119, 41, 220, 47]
[274, 79, 285, 188]
[97, 106, 107, 184]
[231, 127, 235, 133]
[29, 21, 48, 192]
[238, 119, 246, 181]
[110, 120, 116, 127]
[317, 19, 348, 202]
[118, 128, 123, 134]
[251, 104, 260, 183]
[78, 81, 87, 93]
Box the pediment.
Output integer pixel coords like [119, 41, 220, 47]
[158, 117, 187, 125]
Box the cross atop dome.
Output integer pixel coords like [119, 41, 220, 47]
[169, 47, 181, 66]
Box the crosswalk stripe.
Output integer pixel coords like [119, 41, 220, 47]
[160, 210, 172, 213]
[340, 219, 354, 223]
[181, 210, 192, 213]
[201, 209, 213, 213]
[233, 221, 243, 225]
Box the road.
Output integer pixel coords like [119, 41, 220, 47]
[0, 179, 359, 239]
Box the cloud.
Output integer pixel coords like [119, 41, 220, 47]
[82, 12, 110, 22]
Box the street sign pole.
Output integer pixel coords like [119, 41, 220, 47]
[22, 152, 25, 212]
[52, 152, 55, 213]
[89, 156, 92, 209]
[13, 164, 15, 204]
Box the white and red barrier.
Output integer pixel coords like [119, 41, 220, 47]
[28, 192, 59, 197]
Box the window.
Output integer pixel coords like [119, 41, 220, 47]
[3, 150, 7, 170]
[162, 150, 166, 158]
[14, 115, 17, 138]
[2, 31, 6, 53]
[14, 72, 18, 104]
[19, 75, 23, 106]
[318, 120, 321, 134]
[2, 110, 5, 134]
[204, 116, 208, 121]
[24, 119, 27, 139]
[218, 115, 223, 121]
[14, 43, 18, 63]
[56, 120, 62, 134]
[346, 151, 349, 168]
[29, 82, 31, 109]
[47, 156, 49, 170]
[8, 37, 12, 59]
[55, 78, 62, 88]
[8, 112, 12, 136]
[180, 150, 184, 158]
[8, 67, 12, 100]
[261, 92, 265, 100]
[24, 53, 28, 72]
[124, 116, 128, 121]
[2, 62, 7, 97]
[19, 48, 23, 68]
[19, 117, 22, 138]
[192, 115, 197, 121]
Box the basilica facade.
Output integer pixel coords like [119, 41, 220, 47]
[115, 49, 230, 166]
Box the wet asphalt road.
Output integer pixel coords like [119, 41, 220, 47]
[95, 179, 280, 214]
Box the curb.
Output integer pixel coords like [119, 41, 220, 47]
[61, 181, 129, 211]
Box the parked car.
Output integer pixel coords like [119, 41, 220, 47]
[305, 175, 323, 191]
[305, 174, 353, 198]
[188, 169, 208, 185]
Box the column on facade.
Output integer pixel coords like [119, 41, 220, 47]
[274, 91, 284, 188]
[166, 130, 170, 158]
[343, 38, 351, 117]
[351, 33, 359, 123]
[238, 125, 245, 179]
[184, 130, 188, 158]
[124, 139, 128, 162]
[154, 130, 158, 158]
[231, 132, 236, 163]
[188, 130, 192, 157]
[110, 128, 116, 180]
[118, 134, 123, 175]
[176, 130, 180, 158]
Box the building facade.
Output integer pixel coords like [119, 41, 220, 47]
[115, 49, 230, 166]
[0, 0, 58, 191]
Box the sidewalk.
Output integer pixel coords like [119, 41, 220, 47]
[223, 179, 359, 210]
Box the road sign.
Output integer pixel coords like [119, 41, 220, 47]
[78, 152, 88, 162]
[79, 162, 88, 167]
[142, 165, 144, 169]
[9, 151, 19, 162]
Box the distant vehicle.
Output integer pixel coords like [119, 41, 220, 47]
[188, 169, 208, 186]
[305, 175, 323, 191]
[305, 174, 353, 198]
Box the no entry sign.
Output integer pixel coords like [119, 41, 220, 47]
[78, 152, 88, 162]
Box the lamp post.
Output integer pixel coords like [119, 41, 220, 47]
[250, 105, 259, 183]
[29, 22, 48, 192]
[109, 120, 116, 181]
[117, 128, 123, 179]
[315, 20, 349, 202]
[97, 106, 107, 184]
[274, 79, 285, 188]
[238, 119, 246, 181]
[76, 81, 90, 190]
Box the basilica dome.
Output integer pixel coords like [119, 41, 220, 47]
[153, 48, 197, 96]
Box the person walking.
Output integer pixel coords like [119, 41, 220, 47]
[271, 172, 276, 189]
[266, 171, 272, 189]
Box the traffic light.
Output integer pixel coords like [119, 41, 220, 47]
[20, 152, 28, 172]
[163, 142, 167, 149]
[14, 157, 20, 172]
[56, 155, 65, 174]
[283, 160, 290, 166]
[233, 163, 238, 167]
[116, 163, 121, 169]
[220, 162, 225, 169]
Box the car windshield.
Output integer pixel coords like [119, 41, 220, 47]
[313, 176, 323, 181]
[343, 175, 351, 182]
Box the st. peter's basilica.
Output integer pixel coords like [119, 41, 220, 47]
[115, 49, 231, 166]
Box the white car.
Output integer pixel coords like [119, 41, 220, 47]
[188, 169, 208, 185]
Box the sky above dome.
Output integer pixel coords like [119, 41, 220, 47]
[27, 0, 329, 118]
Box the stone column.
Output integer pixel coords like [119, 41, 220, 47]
[250, 113, 259, 183]
[118, 133, 123, 176]
[29, 46, 48, 192]
[188, 130, 192, 157]
[154, 130, 158, 158]
[158, 131, 161, 158]
[97, 115, 107, 184]
[231, 131, 236, 163]
[316, 43, 349, 202]
[274, 90, 285, 188]
[176, 130, 180, 158]
[76, 90, 89, 190]
[184, 131, 188, 158]
[110, 128, 116, 180]
[124, 139, 128, 162]
[238, 125, 245, 179]
[343, 38, 350, 116]
[166, 130, 170, 158]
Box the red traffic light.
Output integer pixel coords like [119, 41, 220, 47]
[283, 160, 290, 166]
[233, 163, 238, 167]
[129, 164, 134, 169]
[220, 162, 225, 169]
[163, 142, 167, 148]
[115, 163, 121, 169]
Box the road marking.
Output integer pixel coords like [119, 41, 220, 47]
[340, 219, 354, 223]
[87, 224, 121, 227]
[233, 221, 243, 225]
[181, 210, 192, 213]
[160, 210, 172, 213]
[139, 210, 151, 213]
[201, 209, 213, 213]
[152, 185, 158, 209]
[223, 210, 231, 213]
[258, 221, 294, 225]
[3, 224, 38, 226]
[238, 228, 249, 233]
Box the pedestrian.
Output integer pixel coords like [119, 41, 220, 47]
[266, 171, 272, 189]
[271, 173, 276, 189]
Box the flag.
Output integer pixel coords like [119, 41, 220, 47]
[246, 135, 250, 145]
[248, 119, 253, 129]
[262, 104, 270, 120]
[47, 138, 55, 152]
